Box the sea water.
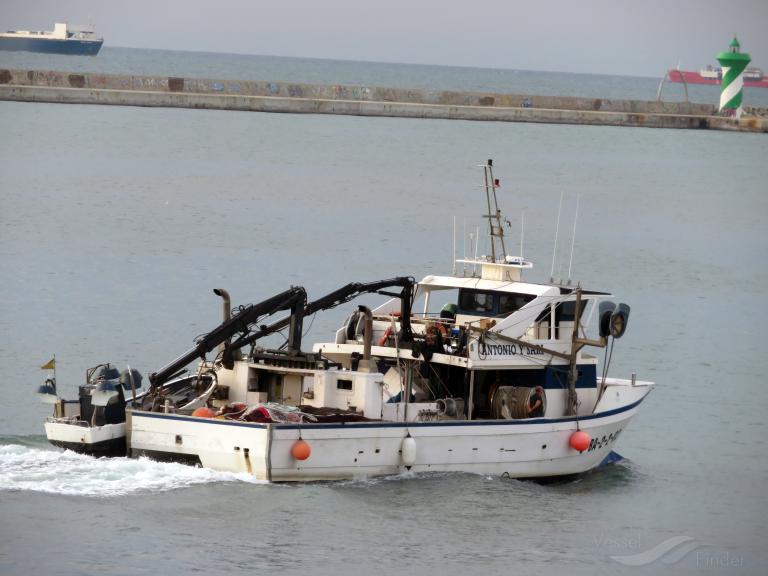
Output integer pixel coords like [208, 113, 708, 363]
[1, 48, 767, 575]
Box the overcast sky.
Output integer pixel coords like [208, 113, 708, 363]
[2, 0, 766, 77]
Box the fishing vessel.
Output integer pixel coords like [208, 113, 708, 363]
[0, 22, 103, 55]
[41, 160, 654, 481]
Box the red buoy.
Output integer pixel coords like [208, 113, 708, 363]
[192, 406, 215, 418]
[291, 439, 311, 461]
[569, 430, 591, 452]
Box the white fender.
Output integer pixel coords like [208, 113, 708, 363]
[401, 436, 416, 467]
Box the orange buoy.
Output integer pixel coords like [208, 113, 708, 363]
[291, 439, 311, 461]
[569, 430, 591, 452]
[192, 406, 215, 418]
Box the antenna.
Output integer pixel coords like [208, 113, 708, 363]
[567, 193, 580, 284]
[468, 230, 474, 275]
[462, 218, 467, 275]
[520, 210, 525, 259]
[550, 191, 564, 282]
[452, 215, 456, 275]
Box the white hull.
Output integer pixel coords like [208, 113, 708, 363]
[129, 380, 651, 481]
[44, 419, 126, 456]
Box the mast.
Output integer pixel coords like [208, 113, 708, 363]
[566, 287, 583, 416]
[482, 159, 507, 262]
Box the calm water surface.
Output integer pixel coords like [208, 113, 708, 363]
[1, 49, 767, 576]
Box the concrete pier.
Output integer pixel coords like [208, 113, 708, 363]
[1, 68, 766, 132]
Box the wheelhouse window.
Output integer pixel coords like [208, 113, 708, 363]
[458, 289, 536, 316]
[499, 293, 535, 314]
[555, 300, 588, 323]
[458, 290, 494, 313]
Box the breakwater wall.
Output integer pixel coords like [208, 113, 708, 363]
[1, 68, 766, 132]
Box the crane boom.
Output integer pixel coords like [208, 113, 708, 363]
[230, 277, 415, 351]
[148, 286, 307, 388]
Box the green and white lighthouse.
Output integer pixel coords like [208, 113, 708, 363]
[717, 36, 751, 117]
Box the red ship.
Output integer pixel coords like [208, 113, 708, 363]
[667, 66, 768, 88]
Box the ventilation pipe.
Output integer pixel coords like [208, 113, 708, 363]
[357, 305, 374, 372]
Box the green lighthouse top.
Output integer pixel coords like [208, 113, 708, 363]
[717, 35, 751, 64]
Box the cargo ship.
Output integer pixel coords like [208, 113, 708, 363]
[667, 65, 768, 88]
[0, 22, 102, 55]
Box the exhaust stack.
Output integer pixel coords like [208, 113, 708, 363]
[213, 288, 241, 361]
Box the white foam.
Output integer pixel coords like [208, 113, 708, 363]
[0, 444, 264, 497]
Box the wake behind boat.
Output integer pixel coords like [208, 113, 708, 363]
[40, 160, 653, 481]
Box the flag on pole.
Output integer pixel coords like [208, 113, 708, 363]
[41, 357, 56, 370]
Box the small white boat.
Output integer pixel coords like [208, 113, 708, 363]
[39, 363, 217, 457]
[38, 364, 141, 456]
[120, 160, 653, 481]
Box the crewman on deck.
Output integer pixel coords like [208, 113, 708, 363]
[527, 386, 545, 418]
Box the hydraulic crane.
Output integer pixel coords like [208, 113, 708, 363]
[148, 277, 415, 390]
[148, 286, 307, 389]
[230, 276, 415, 353]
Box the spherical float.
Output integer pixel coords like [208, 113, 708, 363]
[569, 430, 591, 452]
[291, 439, 311, 461]
[192, 406, 215, 418]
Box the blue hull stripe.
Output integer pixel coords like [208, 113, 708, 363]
[132, 394, 648, 431]
[0, 37, 102, 55]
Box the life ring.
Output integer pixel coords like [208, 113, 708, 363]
[378, 326, 393, 346]
[427, 322, 448, 337]
[425, 322, 448, 347]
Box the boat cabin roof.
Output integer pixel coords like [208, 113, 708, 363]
[418, 274, 567, 297]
